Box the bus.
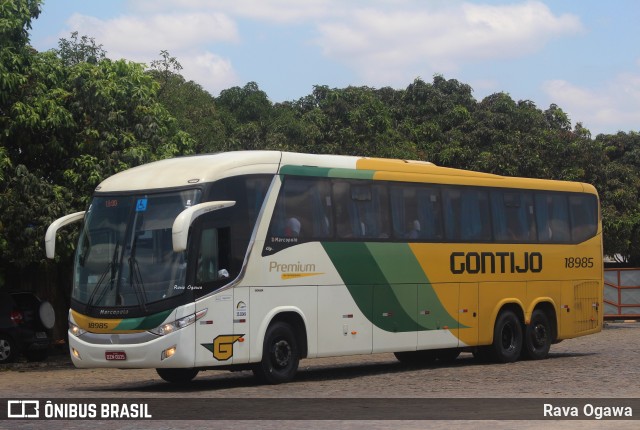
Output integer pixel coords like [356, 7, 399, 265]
[45, 151, 603, 384]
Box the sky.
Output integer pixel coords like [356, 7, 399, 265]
[28, 0, 640, 136]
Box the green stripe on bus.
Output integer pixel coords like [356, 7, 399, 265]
[280, 165, 375, 180]
[322, 242, 460, 332]
[114, 309, 173, 331]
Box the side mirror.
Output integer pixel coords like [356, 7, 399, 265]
[45, 211, 86, 259]
[172, 201, 235, 252]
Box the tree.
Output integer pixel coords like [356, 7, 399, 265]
[0, 4, 195, 340]
[148, 51, 225, 153]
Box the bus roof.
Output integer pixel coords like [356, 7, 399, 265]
[94, 151, 596, 195]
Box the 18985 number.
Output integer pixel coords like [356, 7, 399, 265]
[564, 257, 594, 268]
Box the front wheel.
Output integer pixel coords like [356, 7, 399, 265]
[253, 321, 299, 384]
[156, 368, 199, 384]
[522, 309, 551, 360]
[490, 310, 523, 363]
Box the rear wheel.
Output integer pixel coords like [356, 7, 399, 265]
[490, 310, 523, 363]
[0, 335, 17, 364]
[253, 321, 299, 384]
[156, 368, 199, 384]
[522, 309, 551, 360]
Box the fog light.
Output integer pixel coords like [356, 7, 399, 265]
[71, 348, 82, 360]
[161, 346, 177, 361]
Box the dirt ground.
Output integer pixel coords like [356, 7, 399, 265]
[1, 321, 639, 429]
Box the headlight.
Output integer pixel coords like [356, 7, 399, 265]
[149, 309, 207, 336]
[69, 320, 86, 337]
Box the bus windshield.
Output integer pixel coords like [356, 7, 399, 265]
[72, 189, 202, 310]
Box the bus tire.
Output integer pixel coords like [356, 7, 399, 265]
[253, 321, 299, 384]
[491, 310, 523, 363]
[394, 350, 437, 365]
[156, 368, 199, 384]
[522, 309, 551, 360]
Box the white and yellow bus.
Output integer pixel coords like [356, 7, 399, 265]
[46, 151, 603, 384]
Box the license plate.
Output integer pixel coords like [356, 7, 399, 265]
[105, 351, 127, 361]
[35, 332, 47, 339]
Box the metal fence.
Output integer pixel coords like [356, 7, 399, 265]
[604, 268, 640, 319]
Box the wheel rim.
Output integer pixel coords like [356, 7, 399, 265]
[531, 323, 548, 348]
[0, 339, 11, 361]
[501, 323, 516, 352]
[272, 339, 291, 368]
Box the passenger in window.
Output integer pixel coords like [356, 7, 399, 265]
[284, 217, 301, 237]
[407, 220, 421, 239]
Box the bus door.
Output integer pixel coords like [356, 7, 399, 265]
[190, 215, 238, 366]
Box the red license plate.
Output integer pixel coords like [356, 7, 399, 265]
[105, 351, 127, 361]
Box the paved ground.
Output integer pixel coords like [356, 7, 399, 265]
[1, 321, 639, 429]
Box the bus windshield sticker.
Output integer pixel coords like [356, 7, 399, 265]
[135, 198, 148, 212]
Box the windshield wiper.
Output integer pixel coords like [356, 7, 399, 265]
[87, 242, 120, 309]
[128, 255, 148, 313]
[128, 230, 148, 313]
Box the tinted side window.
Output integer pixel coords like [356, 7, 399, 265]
[535, 193, 570, 243]
[196, 226, 231, 285]
[491, 191, 536, 242]
[443, 188, 491, 241]
[390, 184, 443, 240]
[333, 181, 390, 239]
[269, 177, 333, 240]
[569, 194, 598, 242]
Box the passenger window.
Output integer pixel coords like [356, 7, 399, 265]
[334, 181, 390, 239]
[491, 191, 536, 242]
[569, 195, 598, 242]
[535, 194, 570, 243]
[390, 185, 443, 240]
[268, 177, 333, 241]
[443, 188, 491, 241]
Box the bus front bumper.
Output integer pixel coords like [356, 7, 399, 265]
[67, 325, 196, 369]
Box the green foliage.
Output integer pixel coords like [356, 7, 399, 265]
[148, 53, 222, 153]
[0, 0, 41, 104]
[3, 0, 640, 289]
[1, 18, 195, 275]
